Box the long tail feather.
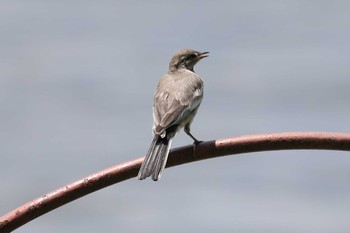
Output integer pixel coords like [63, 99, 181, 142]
[137, 135, 173, 181]
[152, 137, 173, 181]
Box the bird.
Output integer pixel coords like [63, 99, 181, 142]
[137, 49, 209, 181]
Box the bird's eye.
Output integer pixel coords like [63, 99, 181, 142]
[187, 54, 197, 59]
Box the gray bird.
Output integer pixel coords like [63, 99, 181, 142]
[138, 49, 209, 181]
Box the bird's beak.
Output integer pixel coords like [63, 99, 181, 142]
[198, 51, 209, 59]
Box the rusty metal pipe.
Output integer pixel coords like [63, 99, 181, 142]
[1, 132, 350, 232]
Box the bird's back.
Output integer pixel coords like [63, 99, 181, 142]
[152, 68, 203, 135]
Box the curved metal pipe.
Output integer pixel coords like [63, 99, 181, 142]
[1, 132, 350, 232]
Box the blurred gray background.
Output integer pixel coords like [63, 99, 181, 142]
[1, 1, 350, 232]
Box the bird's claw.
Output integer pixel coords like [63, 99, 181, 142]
[192, 140, 203, 158]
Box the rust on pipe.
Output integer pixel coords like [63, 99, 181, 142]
[1, 132, 350, 232]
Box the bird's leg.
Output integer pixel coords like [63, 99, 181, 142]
[184, 126, 202, 157]
[184, 125, 202, 144]
[187, 131, 201, 144]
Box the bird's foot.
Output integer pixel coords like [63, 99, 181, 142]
[192, 139, 203, 158]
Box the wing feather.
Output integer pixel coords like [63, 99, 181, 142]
[152, 70, 203, 135]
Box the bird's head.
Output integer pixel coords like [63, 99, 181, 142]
[168, 49, 209, 72]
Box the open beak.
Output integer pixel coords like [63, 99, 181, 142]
[198, 51, 209, 59]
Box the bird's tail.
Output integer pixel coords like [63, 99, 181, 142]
[137, 134, 173, 181]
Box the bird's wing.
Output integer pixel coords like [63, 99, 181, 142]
[153, 91, 184, 134]
[153, 72, 203, 135]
